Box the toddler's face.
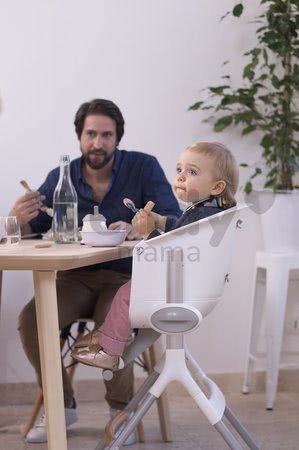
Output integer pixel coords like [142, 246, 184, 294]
[173, 150, 222, 203]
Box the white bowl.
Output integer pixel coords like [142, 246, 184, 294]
[80, 230, 126, 247]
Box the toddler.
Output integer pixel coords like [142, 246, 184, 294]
[71, 142, 239, 370]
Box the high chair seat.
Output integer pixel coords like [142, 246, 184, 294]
[96, 205, 260, 450]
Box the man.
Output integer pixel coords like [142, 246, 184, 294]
[9, 99, 181, 444]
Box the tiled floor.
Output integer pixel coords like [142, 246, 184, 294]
[0, 391, 298, 449]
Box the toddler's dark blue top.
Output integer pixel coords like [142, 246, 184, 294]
[148, 196, 224, 239]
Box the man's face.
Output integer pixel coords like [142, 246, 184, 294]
[80, 114, 118, 170]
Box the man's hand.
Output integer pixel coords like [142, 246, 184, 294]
[131, 209, 156, 239]
[108, 221, 142, 241]
[9, 192, 45, 225]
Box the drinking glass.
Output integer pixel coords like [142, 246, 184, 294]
[0, 216, 21, 246]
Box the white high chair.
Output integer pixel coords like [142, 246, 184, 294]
[96, 205, 259, 450]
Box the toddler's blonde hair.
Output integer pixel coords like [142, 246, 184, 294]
[186, 142, 239, 208]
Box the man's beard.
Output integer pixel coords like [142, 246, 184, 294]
[82, 149, 115, 170]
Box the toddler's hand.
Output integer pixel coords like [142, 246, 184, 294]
[132, 209, 155, 239]
[109, 221, 142, 240]
[150, 211, 167, 232]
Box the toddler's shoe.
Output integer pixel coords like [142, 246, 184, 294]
[71, 345, 119, 370]
[74, 328, 101, 348]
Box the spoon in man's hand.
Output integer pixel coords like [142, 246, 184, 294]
[20, 180, 54, 218]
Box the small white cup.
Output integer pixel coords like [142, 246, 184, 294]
[0, 216, 21, 246]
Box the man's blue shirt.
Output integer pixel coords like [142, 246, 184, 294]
[30, 149, 181, 274]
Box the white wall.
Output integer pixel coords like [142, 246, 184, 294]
[0, 0, 296, 385]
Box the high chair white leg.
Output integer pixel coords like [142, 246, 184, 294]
[98, 333, 259, 450]
[185, 349, 259, 449]
[149, 340, 226, 426]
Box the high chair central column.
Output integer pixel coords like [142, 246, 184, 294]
[149, 248, 202, 335]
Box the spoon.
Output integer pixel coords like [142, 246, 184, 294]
[123, 198, 139, 213]
[20, 180, 54, 218]
[123, 198, 155, 214]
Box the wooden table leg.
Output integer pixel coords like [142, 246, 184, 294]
[33, 270, 68, 450]
[0, 270, 2, 314]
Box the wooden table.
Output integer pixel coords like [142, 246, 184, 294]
[0, 240, 135, 450]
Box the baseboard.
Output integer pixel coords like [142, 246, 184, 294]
[0, 369, 298, 406]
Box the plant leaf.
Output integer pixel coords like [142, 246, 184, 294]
[220, 10, 230, 21]
[250, 167, 262, 179]
[243, 64, 255, 80]
[242, 125, 257, 135]
[271, 75, 280, 88]
[209, 85, 230, 94]
[188, 101, 204, 111]
[260, 135, 273, 149]
[244, 182, 253, 194]
[232, 4, 244, 17]
[214, 116, 233, 132]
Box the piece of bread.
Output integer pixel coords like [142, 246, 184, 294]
[34, 242, 52, 248]
[143, 201, 155, 214]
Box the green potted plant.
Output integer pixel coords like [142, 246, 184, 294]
[189, 0, 299, 252]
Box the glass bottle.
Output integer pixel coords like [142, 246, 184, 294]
[53, 154, 78, 243]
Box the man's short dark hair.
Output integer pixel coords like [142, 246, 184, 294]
[74, 99, 125, 144]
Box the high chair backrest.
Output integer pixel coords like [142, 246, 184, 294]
[129, 205, 248, 329]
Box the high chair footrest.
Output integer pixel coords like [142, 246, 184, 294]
[104, 410, 129, 444]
